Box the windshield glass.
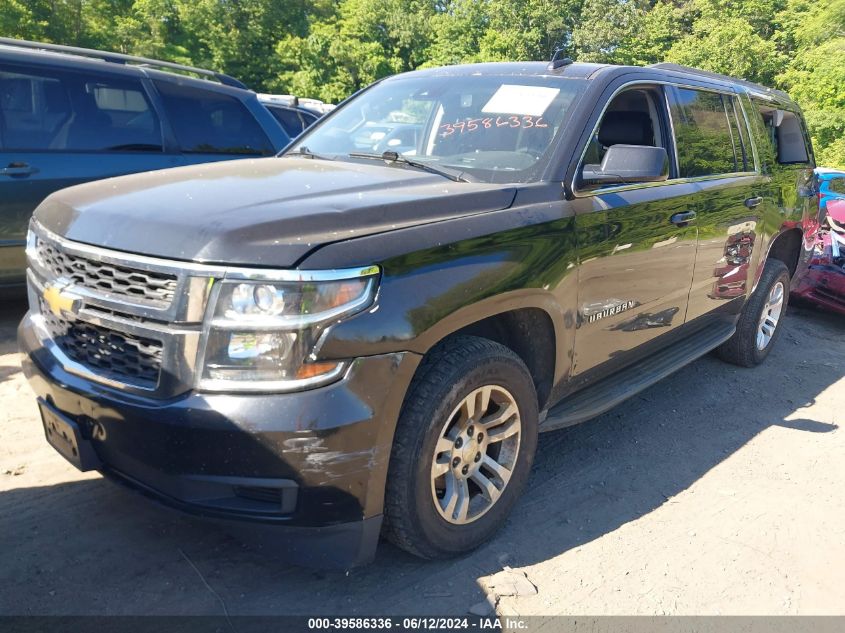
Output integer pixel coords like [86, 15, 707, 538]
[287, 74, 585, 183]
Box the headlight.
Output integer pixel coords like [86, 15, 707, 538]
[197, 270, 378, 391]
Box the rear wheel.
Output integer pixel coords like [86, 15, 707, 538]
[717, 259, 790, 367]
[384, 336, 538, 559]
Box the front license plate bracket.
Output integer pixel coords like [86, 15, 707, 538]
[39, 399, 101, 472]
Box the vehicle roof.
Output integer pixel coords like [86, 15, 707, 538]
[816, 167, 845, 177]
[391, 61, 793, 103]
[0, 40, 252, 97]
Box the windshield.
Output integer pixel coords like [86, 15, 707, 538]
[287, 74, 585, 183]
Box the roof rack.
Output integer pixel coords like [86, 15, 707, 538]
[648, 62, 790, 100]
[0, 37, 247, 89]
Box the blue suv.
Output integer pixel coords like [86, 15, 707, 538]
[0, 38, 291, 289]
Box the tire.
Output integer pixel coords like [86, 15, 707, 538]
[717, 259, 791, 367]
[384, 335, 539, 559]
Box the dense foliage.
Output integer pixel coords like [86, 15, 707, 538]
[2, 0, 843, 166]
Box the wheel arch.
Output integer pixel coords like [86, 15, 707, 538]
[765, 228, 803, 278]
[412, 297, 565, 412]
[753, 227, 804, 294]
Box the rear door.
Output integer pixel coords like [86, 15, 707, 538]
[0, 64, 180, 285]
[670, 86, 767, 320]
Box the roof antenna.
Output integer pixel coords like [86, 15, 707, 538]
[548, 48, 573, 71]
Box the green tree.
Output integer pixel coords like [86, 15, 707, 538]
[273, 0, 437, 101]
[571, 0, 646, 64]
[426, 0, 490, 66]
[0, 0, 843, 164]
[0, 0, 42, 40]
[476, 0, 581, 62]
[777, 0, 845, 167]
[666, 17, 782, 85]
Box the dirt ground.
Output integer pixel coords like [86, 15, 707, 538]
[1, 296, 843, 617]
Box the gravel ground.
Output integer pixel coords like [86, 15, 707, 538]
[1, 296, 843, 617]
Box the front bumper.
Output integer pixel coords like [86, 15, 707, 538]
[19, 311, 420, 567]
[792, 265, 845, 316]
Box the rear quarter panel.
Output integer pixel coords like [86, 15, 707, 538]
[740, 92, 816, 290]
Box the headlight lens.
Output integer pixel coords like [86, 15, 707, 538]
[197, 273, 377, 391]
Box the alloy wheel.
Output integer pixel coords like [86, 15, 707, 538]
[430, 385, 521, 525]
[756, 280, 784, 350]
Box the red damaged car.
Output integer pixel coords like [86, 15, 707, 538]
[793, 198, 845, 316]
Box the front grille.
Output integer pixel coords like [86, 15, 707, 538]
[39, 298, 163, 388]
[35, 239, 178, 307]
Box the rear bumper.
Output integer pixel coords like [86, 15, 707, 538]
[18, 311, 421, 567]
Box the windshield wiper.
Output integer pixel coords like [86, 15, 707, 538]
[284, 146, 334, 160]
[348, 150, 469, 182]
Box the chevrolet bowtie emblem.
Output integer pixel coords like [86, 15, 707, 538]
[43, 283, 82, 318]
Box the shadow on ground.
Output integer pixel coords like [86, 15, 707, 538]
[0, 299, 842, 615]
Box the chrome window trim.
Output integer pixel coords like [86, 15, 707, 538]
[569, 79, 762, 200]
[731, 95, 757, 171]
[663, 85, 680, 178]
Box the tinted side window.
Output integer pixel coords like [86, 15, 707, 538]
[670, 88, 739, 177]
[751, 98, 811, 166]
[268, 106, 306, 137]
[155, 80, 273, 155]
[829, 178, 845, 194]
[0, 65, 162, 152]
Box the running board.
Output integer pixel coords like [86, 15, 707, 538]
[540, 322, 736, 432]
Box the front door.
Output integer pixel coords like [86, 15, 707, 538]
[569, 84, 698, 378]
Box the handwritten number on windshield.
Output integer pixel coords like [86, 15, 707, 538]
[439, 116, 548, 138]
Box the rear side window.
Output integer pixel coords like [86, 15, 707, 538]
[154, 80, 273, 156]
[751, 98, 811, 166]
[0, 65, 162, 152]
[267, 106, 310, 137]
[829, 178, 845, 194]
[669, 88, 747, 177]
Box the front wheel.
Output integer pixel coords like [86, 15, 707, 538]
[717, 259, 791, 367]
[384, 336, 538, 559]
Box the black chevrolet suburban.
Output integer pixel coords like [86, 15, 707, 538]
[18, 60, 817, 567]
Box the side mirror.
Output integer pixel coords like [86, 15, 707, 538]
[581, 144, 669, 186]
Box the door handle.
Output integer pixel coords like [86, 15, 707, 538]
[0, 162, 38, 177]
[670, 211, 697, 226]
[744, 196, 763, 208]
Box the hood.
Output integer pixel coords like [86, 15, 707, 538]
[34, 157, 517, 268]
